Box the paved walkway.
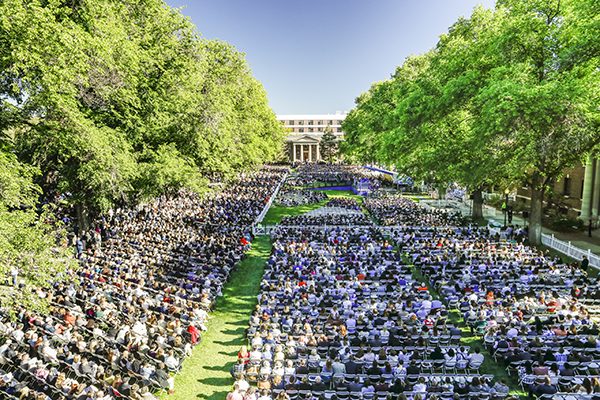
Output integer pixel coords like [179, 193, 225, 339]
[488, 210, 600, 256]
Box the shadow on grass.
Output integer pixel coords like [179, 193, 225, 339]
[202, 365, 230, 372]
[226, 319, 249, 326]
[197, 376, 233, 387]
[218, 350, 239, 357]
[220, 328, 247, 337]
[214, 337, 246, 346]
[196, 389, 230, 400]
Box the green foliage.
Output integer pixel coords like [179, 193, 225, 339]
[342, 78, 399, 164]
[1, 0, 285, 215]
[547, 213, 585, 232]
[486, 195, 505, 208]
[320, 126, 338, 162]
[0, 150, 75, 320]
[511, 201, 529, 214]
[341, 0, 600, 244]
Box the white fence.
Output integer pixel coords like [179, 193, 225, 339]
[542, 233, 600, 269]
[252, 171, 289, 236]
[255, 224, 465, 236]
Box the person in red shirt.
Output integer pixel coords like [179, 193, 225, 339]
[64, 311, 76, 327]
[486, 291, 495, 306]
[187, 322, 201, 344]
[546, 298, 558, 313]
[238, 345, 250, 363]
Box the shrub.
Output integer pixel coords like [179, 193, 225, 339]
[486, 195, 505, 208]
[511, 201, 529, 213]
[547, 213, 585, 232]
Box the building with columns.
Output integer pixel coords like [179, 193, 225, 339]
[277, 113, 346, 162]
[516, 157, 600, 223]
[578, 156, 600, 224]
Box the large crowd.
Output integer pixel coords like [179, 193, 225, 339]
[289, 165, 384, 188]
[276, 187, 328, 208]
[363, 197, 468, 227]
[7, 163, 600, 400]
[0, 166, 288, 400]
[279, 214, 373, 227]
[231, 193, 600, 400]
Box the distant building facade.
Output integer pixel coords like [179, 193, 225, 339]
[277, 112, 346, 162]
[516, 157, 600, 223]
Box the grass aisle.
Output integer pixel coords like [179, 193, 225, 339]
[263, 190, 363, 225]
[168, 235, 271, 400]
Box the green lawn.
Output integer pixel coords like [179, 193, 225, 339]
[403, 195, 431, 203]
[263, 190, 364, 225]
[167, 235, 271, 400]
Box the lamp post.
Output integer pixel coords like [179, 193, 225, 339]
[504, 188, 510, 227]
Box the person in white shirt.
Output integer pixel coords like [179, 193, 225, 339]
[468, 348, 485, 366]
[10, 266, 18, 287]
[164, 350, 179, 370]
[506, 325, 519, 338]
[43, 343, 58, 364]
[0, 340, 11, 359]
[413, 377, 428, 393]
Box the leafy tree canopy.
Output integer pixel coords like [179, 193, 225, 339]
[1, 0, 285, 216]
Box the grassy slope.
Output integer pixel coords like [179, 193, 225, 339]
[167, 235, 271, 400]
[263, 190, 363, 225]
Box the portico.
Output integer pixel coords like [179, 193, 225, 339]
[290, 136, 320, 162]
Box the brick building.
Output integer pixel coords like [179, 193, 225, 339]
[516, 158, 600, 222]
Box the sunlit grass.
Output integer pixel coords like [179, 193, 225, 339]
[263, 190, 364, 225]
[166, 235, 271, 400]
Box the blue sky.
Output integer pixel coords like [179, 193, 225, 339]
[163, 0, 496, 115]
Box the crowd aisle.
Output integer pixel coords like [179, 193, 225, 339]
[0, 166, 288, 400]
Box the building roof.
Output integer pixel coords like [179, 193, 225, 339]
[288, 135, 321, 143]
[277, 113, 347, 120]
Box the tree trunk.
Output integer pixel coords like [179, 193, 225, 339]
[529, 173, 545, 246]
[472, 189, 483, 220]
[438, 187, 446, 200]
[75, 202, 90, 233]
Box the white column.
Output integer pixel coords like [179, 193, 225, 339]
[310, 144, 314, 162]
[593, 159, 600, 222]
[293, 144, 296, 162]
[301, 144, 304, 162]
[581, 155, 594, 222]
[317, 144, 320, 161]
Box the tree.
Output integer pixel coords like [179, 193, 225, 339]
[463, 0, 600, 244]
[1, 0, 285, 226]
[341, 1, 600, 243]
[320, 126, 338, 163]
[0, 149, 75, 319]
[342, 79, 397, 164]
[389, 8, 512, 220]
